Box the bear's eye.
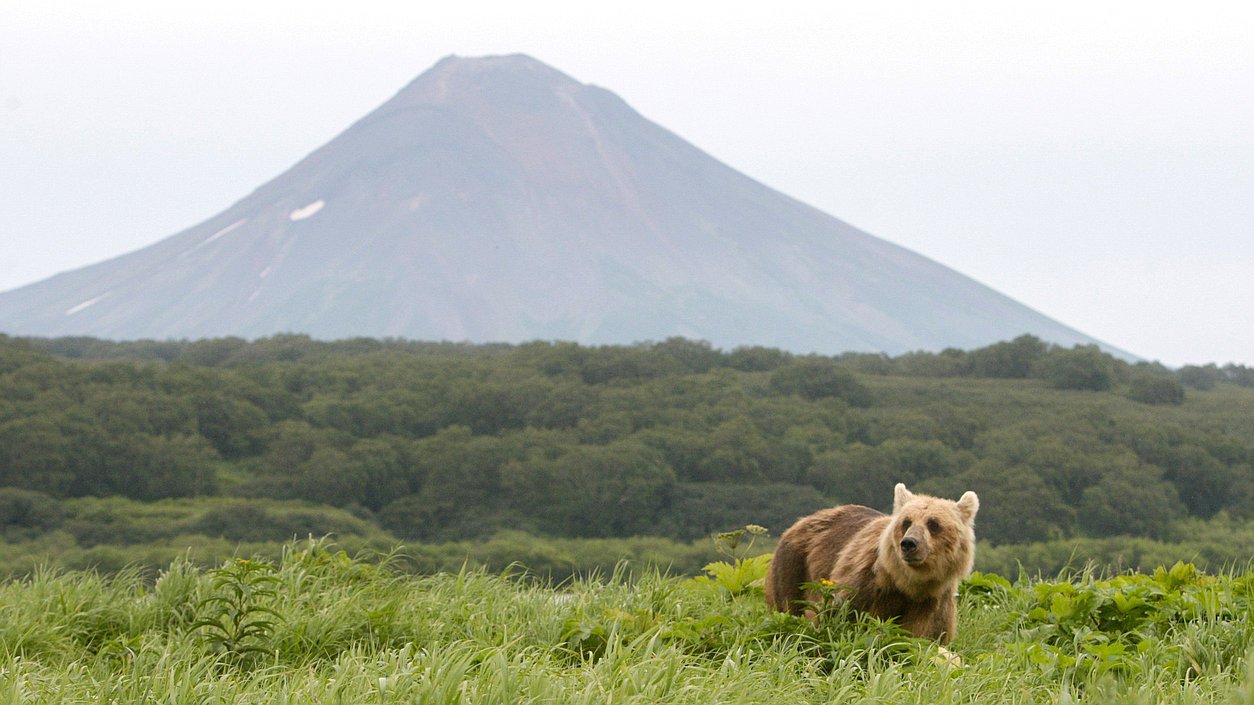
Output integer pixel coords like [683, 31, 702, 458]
[927, 518, 941, 534]
[901, 519, 913, 531]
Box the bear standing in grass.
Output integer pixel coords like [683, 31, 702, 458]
[765, 483, 979, 644]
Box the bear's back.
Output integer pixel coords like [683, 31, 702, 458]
[789, 504, 886, 582]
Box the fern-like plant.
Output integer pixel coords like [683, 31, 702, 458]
[192, 558, 283, 666]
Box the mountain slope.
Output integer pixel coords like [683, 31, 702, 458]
[0, 54, 1120, 355]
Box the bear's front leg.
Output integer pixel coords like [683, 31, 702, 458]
[900, 595, 957, 643]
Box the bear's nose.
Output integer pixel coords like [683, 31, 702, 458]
[900, 537, 918, 552]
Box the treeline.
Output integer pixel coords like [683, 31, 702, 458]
[31, 332, 1254, 391]
[1, 333, 1252, 567]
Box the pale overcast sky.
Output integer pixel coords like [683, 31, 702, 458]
[2, 1, 1251, 366]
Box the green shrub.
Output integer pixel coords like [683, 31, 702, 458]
[1036, 346, 1117, 391]
[0, 488, 65, 537]
[1127, 375, 1185, 405]
[769, 359, 873, 406]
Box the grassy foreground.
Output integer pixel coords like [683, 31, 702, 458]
[1, 541, 1252, 704]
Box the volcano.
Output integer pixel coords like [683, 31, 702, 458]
[0, 54, 1116, 355]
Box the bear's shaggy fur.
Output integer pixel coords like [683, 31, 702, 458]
[765, 483, 979, 643]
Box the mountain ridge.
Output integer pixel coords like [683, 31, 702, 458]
[0, 53, 1129, 357]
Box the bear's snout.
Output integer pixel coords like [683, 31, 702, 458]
[899, 527, 928, 564]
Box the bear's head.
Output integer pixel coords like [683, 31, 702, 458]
[878, 483, 979, 590]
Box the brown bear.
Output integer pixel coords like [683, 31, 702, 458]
[765, 483, 979, 643]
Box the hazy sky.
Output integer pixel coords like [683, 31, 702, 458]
[3, 1, 1251, 366]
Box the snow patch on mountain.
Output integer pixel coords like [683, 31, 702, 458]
[289, 200, 325, 221]
[66, 293, 109, 316]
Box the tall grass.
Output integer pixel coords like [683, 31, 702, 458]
[0, 540, 1251, 704]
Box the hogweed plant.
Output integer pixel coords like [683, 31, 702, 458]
[689, 524, 772, 597]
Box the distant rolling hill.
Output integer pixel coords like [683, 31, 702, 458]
[0, 54, 1123, 356]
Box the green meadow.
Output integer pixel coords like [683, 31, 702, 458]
[1, 539, 1252, 704]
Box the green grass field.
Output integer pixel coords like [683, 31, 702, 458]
[1, 540, 1251, 704]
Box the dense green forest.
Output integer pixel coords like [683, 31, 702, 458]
[1, 333, 1252, 577]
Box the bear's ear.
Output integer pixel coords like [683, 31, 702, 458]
[956, 491, 980, 523]
[893, 483, 914, 514]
